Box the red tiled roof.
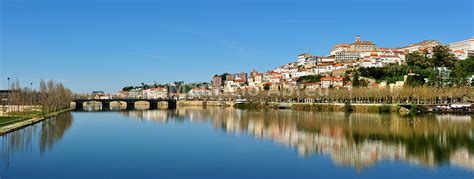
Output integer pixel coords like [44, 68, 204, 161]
[333, 43, 351, 48]
[192, 87, 209, 90]
[380, 55, 399, 58]
[320, 77, 333, 81]
[150, 88, 166, 91]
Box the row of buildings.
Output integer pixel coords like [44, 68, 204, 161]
[90, 85, 213, 100]
[114, 87, 213, 100]
[211, 36, 474, 94]
[100, 36, 472, 99]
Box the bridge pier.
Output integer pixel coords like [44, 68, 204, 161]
[126, 102, 135, 110]
[149, 102, 158, 110]
[102, 102, 110, 110]
[75, 102, 83, 110]
[168, 100, 177, 109]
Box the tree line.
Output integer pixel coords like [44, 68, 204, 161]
[5, 79, 72, 114]
[352, 45, 474, 87]
[237, 87, 473, 104]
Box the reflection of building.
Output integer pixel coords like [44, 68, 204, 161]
[450, 148, 474, 171]
[119, 108, 474, 172]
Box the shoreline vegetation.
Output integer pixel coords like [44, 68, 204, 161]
[233, 102, 474, 114]
[0, 108, 72, 135]
[231, 86, 473, 114]
[1, 79, 73, 135]
[234, 102, 402, 114]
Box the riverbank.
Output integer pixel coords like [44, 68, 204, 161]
[234, 102, 410, 113]
[0, 108, 73, 135]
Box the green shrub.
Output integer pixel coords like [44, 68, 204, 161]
[344, 101, 354, 113]
[378, 105, 391, 113]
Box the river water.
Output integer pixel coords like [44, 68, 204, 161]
[1, 107, 473, 178]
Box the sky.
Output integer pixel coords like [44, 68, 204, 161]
[1, 0, 473, 93]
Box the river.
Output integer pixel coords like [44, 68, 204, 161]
[1, 107, 473, 178]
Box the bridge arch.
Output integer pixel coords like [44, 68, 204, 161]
[109, 101, 127, 110]
[134, 101, 151, 110]
[73, 100, 103, 110]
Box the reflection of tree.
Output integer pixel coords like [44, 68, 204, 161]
[1, 112, 74, 165]
[120, 108, 474, 171]
[39, 112, 74, 154]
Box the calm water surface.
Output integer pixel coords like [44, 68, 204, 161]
[1, 107, 473, 179]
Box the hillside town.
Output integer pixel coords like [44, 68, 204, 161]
[210, 36, 473, 94]
[89, 36, 473, 100]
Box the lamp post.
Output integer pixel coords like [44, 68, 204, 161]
[6, 77, 10, 116]
[30, 82, 33, 107]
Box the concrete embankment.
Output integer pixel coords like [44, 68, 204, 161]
[0, 108, 72, 135]
[177, 100, 234, 107]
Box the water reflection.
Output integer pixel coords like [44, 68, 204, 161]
[80, 103, 150, 111]
[121, 108, 474, 171]
[1, 113, 74, 165]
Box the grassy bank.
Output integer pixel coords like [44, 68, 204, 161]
[0, 108, 72, 127]
[0, 116, 22, 127]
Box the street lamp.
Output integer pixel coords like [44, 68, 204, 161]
[6, 77, 10, 116]
[30, 82, 33, 107]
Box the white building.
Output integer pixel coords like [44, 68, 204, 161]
[320, 77, 345, 88]
[321, 55, 336, 63]
[297, 53, 312, 65]
[128, 88, 143, 99]
[379, 55, 402, 65]
[314, 64, 334, 74]
[143, 88, 168, 99]
[360, 59, 382, 68]
[335, 51, 360, 62]
[448, 37, 474, 60]
[224, 80, 241, 93]
[188, 87, 211, 98]
[397, 40, 441, 53]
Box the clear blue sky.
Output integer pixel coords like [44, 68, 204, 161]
[1, 0, 473, 93]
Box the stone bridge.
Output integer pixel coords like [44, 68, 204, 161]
[72, 98, 177, 110]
